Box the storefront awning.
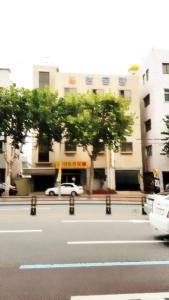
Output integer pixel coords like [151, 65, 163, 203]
[23, 168, 56, 176]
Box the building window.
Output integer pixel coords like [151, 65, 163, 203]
[0, 141, 3, 153]
[120, 142, 133, 153]
[162, 63, 169, 74]
[38, 144, 49, 162]
[64, 88, 77, 95]
[98, 144, 105, 153]
[94, 168, 106, 180]
[65, 141, 76, 152]
[164, 89, 169, 101]
[68, 76, 76, 85]
[39, 72, 49, 89]
[102, 77, 110, 85]
[143, 94, 150, 107]
[145, 119, 151, 132]
[85, 76, 93, 85]
[119, 89, 131, 99]
[146, 69, 149, 81]
[118, 77, 127, 86]
[145, 145, 152, 156]
[92, 89, 104, 94]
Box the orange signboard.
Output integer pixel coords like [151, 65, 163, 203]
[56, 161, 88, 169]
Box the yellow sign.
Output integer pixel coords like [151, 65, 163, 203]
[69, 76, 76, 85]
[56, 167, 62, 183]
[152, 168, 158, 177]
[56, 161, 88, 169]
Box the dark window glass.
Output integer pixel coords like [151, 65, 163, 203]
[145, 145, 152, 156]
[39, 72, 49, 89]
[65, 142, 76, 152]
[119, 90, 131, 99]
[162, 63, 169, 74]
[120, 142, 133, 153]
[145, 119, 151, 132]
[102, 77, 110, 85]
[38, 144, 49, 162]
[143, 94, 150, 107]
[0, 141, 3, 153]
[85, 76, 93, 85]
[146, 69, 149, 81]
[164, 89, 169, 101]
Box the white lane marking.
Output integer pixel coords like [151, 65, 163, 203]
[62, 219, 149, 223]
[0, 208, 51, 211]
[71, 291, 169, 299]
[68, 240, 167, 245]
[0, 230, 43, 233]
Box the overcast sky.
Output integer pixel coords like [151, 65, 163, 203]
[1, 0, 169, 88]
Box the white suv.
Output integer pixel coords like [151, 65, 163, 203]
[149, 194, 169, 234]
[45, 183, 84, 196]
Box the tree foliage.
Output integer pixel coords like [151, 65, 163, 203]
[30, 88, 64, 150]
[62, 92, 134, 194]
[161, 116, 169, 155]
[0, 85, 64, 151]
[0, 84, 32, 149]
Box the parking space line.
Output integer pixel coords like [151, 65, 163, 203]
[0, 229, 43, 233]
[19, 260, 169, 270]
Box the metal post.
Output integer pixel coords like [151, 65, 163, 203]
[69, 195, 75, 215]
[106, 195, 111, 215]
[141, 196, 146, 215]
[31, 196, 37, 216]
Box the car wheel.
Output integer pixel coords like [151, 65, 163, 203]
[71, 191, 77, 196]
[49, 191, 55, 196]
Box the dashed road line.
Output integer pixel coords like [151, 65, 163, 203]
[67, 240, 167, 245]
[62, 220, 149, 223]
[0, 229, 43, 233]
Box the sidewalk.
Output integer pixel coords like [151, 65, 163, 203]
[0, 191, 146, 202]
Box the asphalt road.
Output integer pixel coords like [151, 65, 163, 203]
[0, 202, 169, 300]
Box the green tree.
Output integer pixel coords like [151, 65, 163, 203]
[62, 92, 134, 194]
[0, 84, 32, 149]
[30, 88, 64, 149]
[161, 115, 169, 155]
[0, 86, 64, 189]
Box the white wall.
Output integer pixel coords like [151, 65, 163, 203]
[141, 49, 169, 189]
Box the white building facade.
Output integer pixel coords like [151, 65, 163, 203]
[140, 49, 169, 191]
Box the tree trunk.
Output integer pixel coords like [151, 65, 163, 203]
[88, 157, 94, 195]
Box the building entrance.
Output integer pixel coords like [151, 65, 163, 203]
[61, 169, 86, 186]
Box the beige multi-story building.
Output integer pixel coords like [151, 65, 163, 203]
[23, 65, 143, 192]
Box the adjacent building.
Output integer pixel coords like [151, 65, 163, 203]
[23, 65, 143, 192]
[140, 49, 169, 191]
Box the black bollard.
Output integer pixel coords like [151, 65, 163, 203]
[31, 196, 37, 216]
[141, 196, 146, 215]
[69, 195, 75, 215]
[106, 196, 111, 214]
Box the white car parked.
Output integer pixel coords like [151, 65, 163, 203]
[149, 194, 169, 234]
[45, 183, 84, 196]
[144, 192, 169, 215]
